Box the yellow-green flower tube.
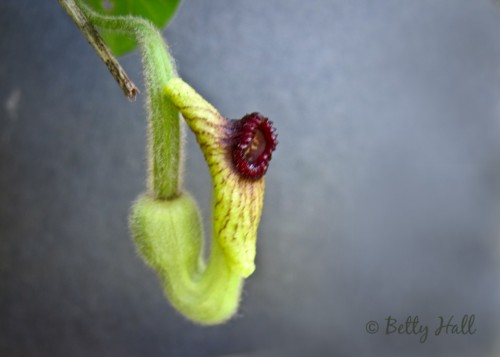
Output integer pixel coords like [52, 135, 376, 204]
[131, 80, 277, 324]
[78, 2, 278, 325]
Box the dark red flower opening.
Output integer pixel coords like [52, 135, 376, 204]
[231, 113, 278, 179]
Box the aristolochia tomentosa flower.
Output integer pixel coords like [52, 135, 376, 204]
[131, 79, 278, 324]
[76, 1, 278, 325]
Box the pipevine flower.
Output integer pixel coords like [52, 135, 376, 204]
[131, 80, 277, 324]
[77, 1, 278, 324]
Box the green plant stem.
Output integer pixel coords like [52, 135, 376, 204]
[79, 1, 182, 199]
[58, 0, 139, 99]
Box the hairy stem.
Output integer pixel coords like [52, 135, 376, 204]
[78, 1, 182, 199]
[58, 0, 139, 99]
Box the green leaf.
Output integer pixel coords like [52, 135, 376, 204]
[81, 0, 181, 56]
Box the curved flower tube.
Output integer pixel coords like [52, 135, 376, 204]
[131, 81, 278, 324]
[76, 1, 278, 324]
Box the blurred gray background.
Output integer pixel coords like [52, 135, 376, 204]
[1, 0, 500, 356]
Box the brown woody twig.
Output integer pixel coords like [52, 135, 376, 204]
[58, 0, 139, 99]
